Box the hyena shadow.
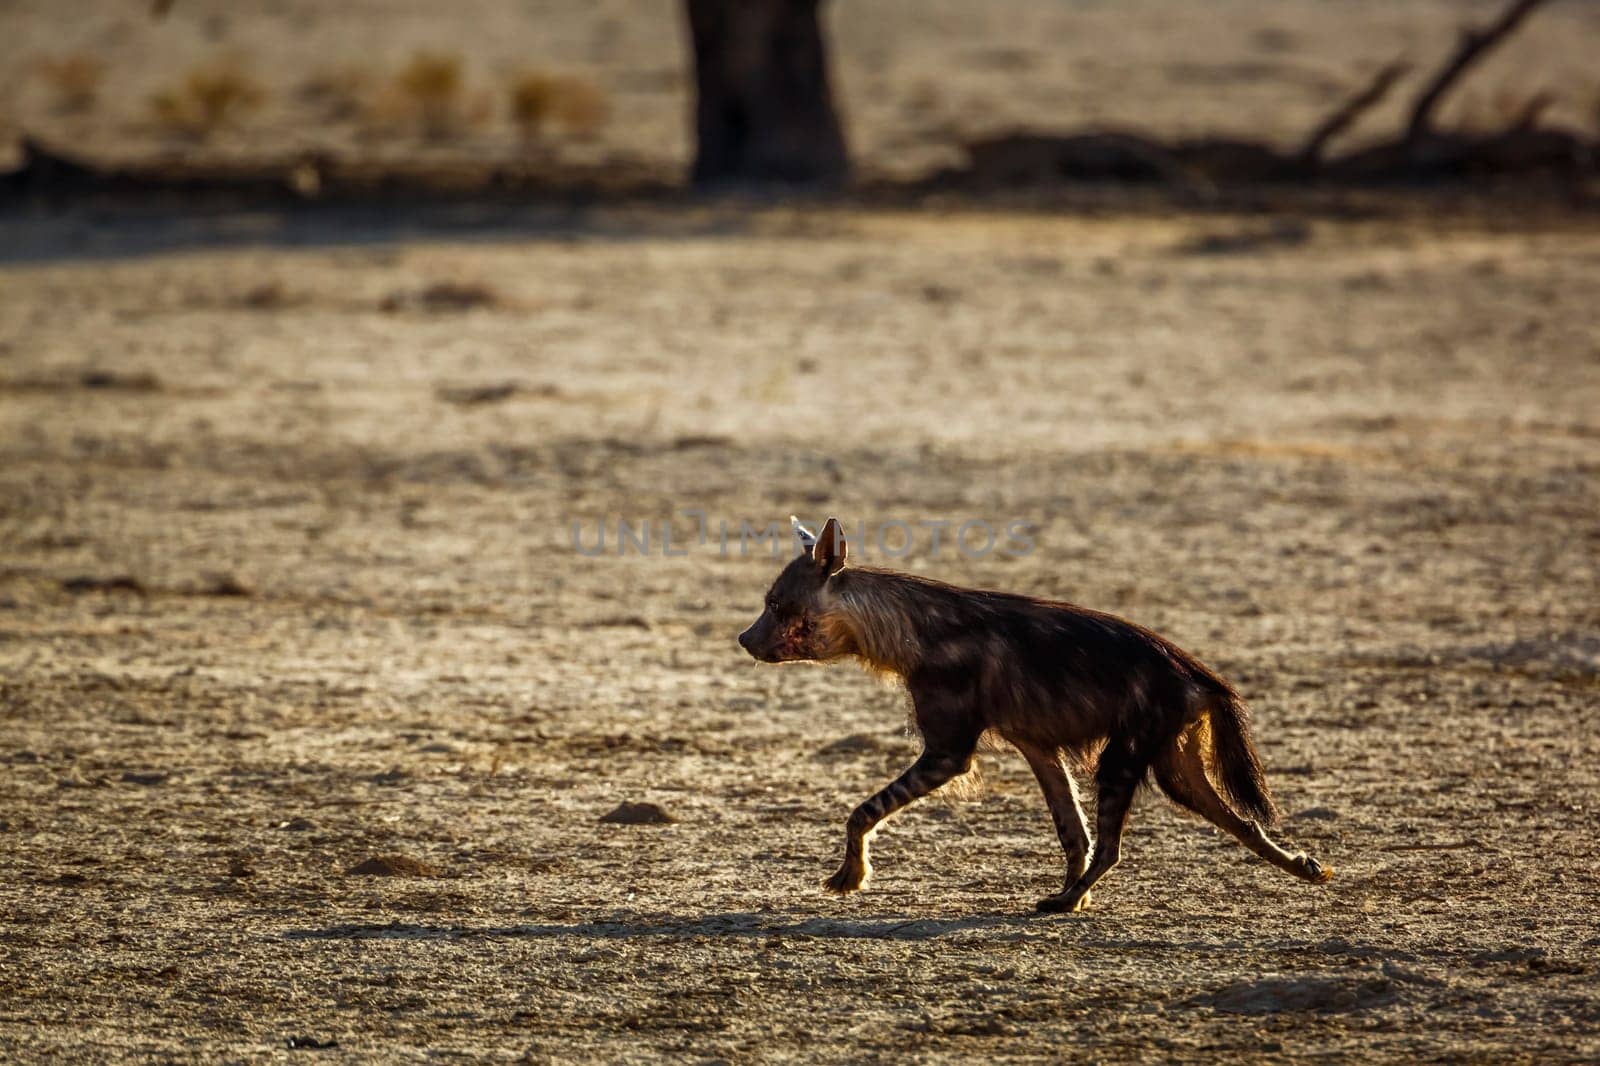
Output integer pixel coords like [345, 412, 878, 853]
[282, 911, 1036, 943]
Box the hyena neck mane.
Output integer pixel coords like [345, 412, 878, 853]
[829, 566, 979, 677]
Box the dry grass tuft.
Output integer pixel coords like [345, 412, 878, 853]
[36, 52, 106, 114]
[379, 51, 490, 141]
[1477, 86, 1555, 132]
[508, 70, 609, 145]
[148, 62, 264, 140]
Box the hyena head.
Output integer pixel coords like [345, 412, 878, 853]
[738, 516, 851, 663]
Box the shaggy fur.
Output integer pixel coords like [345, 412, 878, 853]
[738, 517, 1332, 913]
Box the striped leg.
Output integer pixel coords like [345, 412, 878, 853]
[1036, 745, 1145, 913]
[822, 747, 972, 895]
[1017, 742, 1093, 898]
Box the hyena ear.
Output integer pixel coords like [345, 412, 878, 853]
[814, 516, 847, 575]
[791, 515, 817, 555]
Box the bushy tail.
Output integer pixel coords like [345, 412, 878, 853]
[1208, 695, 1280, 828]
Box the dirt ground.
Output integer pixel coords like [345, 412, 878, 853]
[0, 201, 1597, 1062]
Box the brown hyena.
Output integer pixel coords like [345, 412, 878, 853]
[738, 516, 1333, 913]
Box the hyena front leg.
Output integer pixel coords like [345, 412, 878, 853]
[1017, 742, 1092, 898]
[823, 746, 973, 895]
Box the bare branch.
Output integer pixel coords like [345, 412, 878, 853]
[1297, 61, 1410, 164]
[1405, 0, 1550, 144]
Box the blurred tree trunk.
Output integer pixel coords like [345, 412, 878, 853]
[685, 0, 849, 185]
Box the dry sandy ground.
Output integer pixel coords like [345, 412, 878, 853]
[1, 203, 1597, 1062]
[3, 0, 1600, 178]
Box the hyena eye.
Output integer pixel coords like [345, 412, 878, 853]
[765, 597, 779, 611]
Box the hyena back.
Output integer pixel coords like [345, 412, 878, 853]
[737, 516, 1332, 913]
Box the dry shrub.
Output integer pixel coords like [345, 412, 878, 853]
[1451, 86, 1557, 136]
[1475, 86, 1554, 131]
[383, 50, 489, 140]
[37, 52, 105, 114]
[507, 72, 557, 141]
[508, 70, 609, 145]
[148, 62, 263, 140]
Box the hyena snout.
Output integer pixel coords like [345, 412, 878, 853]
[737, 620, 774, 661]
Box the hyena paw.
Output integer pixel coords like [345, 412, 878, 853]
[1300, 856, 1334, 884]
[1035, 889, 1091, 914]
[821, 864, 867, 896]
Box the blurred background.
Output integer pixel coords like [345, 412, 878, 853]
[3, 0, 1598, 194]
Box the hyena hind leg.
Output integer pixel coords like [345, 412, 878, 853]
[1036, 746, 1146, 914]
[1017, 742, 1092, 896]
[1153, 734, 1333, 884]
